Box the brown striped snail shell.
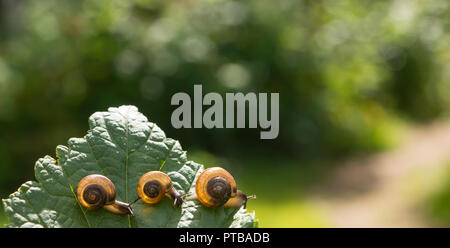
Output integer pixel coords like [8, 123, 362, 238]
[76, 174, 134, 216]
[195, 167, 255, 208]
[136, 171, 184, 207]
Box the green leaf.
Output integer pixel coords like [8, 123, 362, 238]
[2, 105, 257, 228]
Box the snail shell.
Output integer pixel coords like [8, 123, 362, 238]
[76, 174, 134, 216]
[137, 171, 183, 207]
[195, 167, 237, 208]
[77, 174, 116, 210]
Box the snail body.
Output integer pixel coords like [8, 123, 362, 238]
[137, 171, 184, 207]
[76, 174, 134, 216]
[194, 167, 254, 208]
[222, 190, 252, 209]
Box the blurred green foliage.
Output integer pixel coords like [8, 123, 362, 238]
[428, 166, 450, 226]
[1, 0, 450, 227]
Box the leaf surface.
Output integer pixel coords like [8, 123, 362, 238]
[2, 106, 256, 228]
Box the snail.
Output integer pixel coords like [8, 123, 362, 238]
[191, 167, 255, 208]
[134, 171, 184, 207]
[76, 174, 134, 216]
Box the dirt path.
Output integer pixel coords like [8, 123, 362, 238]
[310, 121, 450, 227]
